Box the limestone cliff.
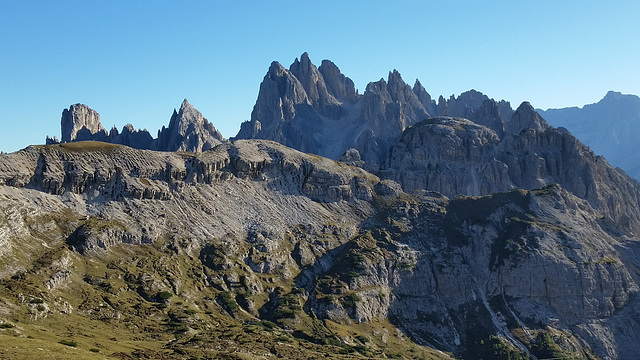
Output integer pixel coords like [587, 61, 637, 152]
[59, 103, 108, 143]
[46, 99, 224, 153]
[234, 53, 435, 171]
[382, 108, 640, 237]
[1, 141, 640, 359]
[235, 54, 524, 173]
[539, 91, 640, 180]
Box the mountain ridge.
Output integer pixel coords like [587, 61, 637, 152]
[537, 91, 640, 180]
[46, 99, 224, 153]
[2, 139, 640, 358]
[2, 54, 640, 359]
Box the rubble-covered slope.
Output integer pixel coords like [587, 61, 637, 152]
[0, 141, 449, 359]
[0, 141, 639, 359]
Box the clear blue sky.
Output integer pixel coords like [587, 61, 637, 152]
[1, 1, 638, 152]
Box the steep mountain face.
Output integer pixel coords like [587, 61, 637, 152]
[233, 54, 430, 170]
[6, 55, 640, 359]
[45, 99, 224, 152]
[538, 91, 640, 180]
[54, 104, 108, 143]
[1, 140, 640, 359]
[381, 102, 640, 236]
[234, 53, 518, 172]
[155, 99, 224, 152]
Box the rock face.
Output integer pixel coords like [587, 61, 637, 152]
[2, 138, 640, 358]
[538, 91, 640, 180]
[156, 99, 224, 152]
[60, 104, 108, 143]
[234, 53, 437, 171]
[381, 102, 640, 236]
[235, 53, 520, 172]
[46, 99, 224, 152]
[9, 56, 640, 359]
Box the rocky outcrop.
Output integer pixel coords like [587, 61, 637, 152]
[234, 53, 439, 171]
[506, 101, 549, 135]
[2, 139, 640, 358]
[46, 100, 224, 153]
[110, 124, 154, 149]
[10, 56, 640, 359]
[235, 54, 522, 172]
[303, 184, 640, 358]
[0, 140, 376, 205]
[318, 59, 359, 103]
[155, 99, 224, 152]
[538, 91, 640, 180]
[381, 106, 640, 237]
[60, 104, 108, 143]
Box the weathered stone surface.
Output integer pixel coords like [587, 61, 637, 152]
[2, 140, 640, 359]
[505, 101, 549, 135]
[539, 91, 640, 180]
[235, 54, 435, 171]
[155, 99, 224, 152]
[48, 100, 224, 153]
[319, 59, 358, 103]
[381, 113, 640, 236]
[236, 54, 527, 174]
[61, 104, 107, 143]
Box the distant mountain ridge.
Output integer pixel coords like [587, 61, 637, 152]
[3, 54, 640, 359]
[46, 99, 224, 152]
[233, 52, 516, 172]
[538, 91, 640, 179]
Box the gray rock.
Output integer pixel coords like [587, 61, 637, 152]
[48, 100, 224, 153]
[61, 104, 108, 143]
[235, 54, 433, 171]
[155, 99, 225, 152]
[538, 91, 640, 180]
[381, 111, 640, 236]
[505, 101, 549, 135]
[2, 138, 640, 358]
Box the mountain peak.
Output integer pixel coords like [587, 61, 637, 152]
[60, 103, 108, 143]
[505, 101, 549, 134]
[604, 90, 622, 99]
[181, 98, 192, 109]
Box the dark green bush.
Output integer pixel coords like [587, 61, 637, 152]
[219, 292, 239, 311]
[343, 293, 360, 307]
[58, 339, 77, 347]
[156, 291, 173, 302]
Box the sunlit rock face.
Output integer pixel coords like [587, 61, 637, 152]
[60, 103, 108, 143]
[539, 91, 640, 180]
[47, 99, 224, 152]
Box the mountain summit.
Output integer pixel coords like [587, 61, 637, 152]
[4, 54, 640, 359]
[538, 91, 640, 179]
[234, 53, 518, 171]
[46, 99, 225, 152]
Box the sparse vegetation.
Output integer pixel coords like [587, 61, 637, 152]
[342, 293, 360, 307]
[58, 339, 78, 347]
[218, 291, 239, 311]
[156, 291, 173, 302]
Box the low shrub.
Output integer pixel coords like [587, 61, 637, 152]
[58, 339, 77, 347]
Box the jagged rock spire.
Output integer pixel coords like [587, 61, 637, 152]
[60, 104, 107, 143]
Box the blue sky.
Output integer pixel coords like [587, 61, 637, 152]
[1, 1, 638, 152]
